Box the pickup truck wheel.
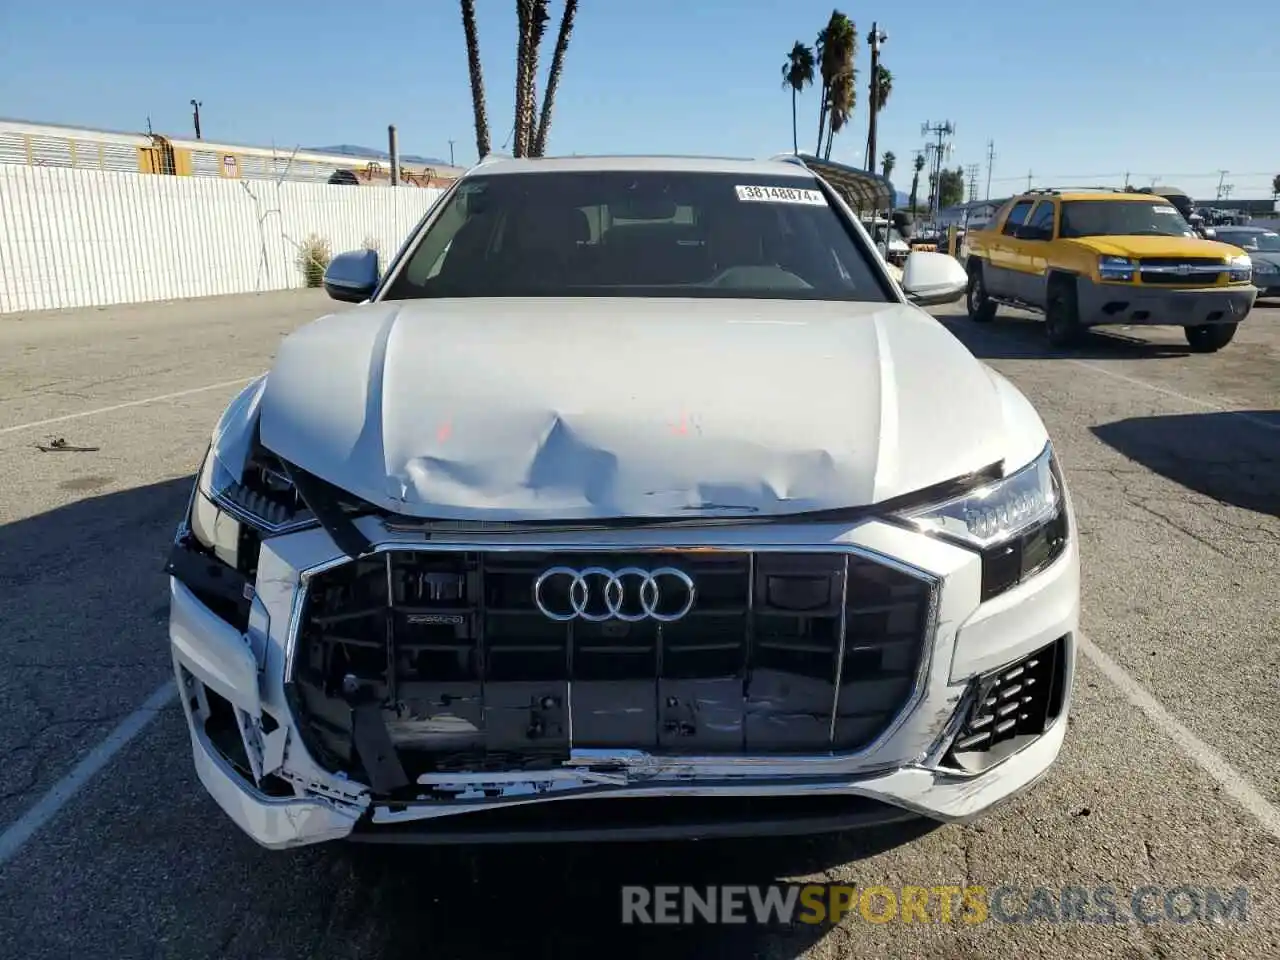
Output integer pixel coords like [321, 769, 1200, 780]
[1045, 280, 1083, 347]
[966, 265, 997, 322]
[1184, 323, 1237, 352]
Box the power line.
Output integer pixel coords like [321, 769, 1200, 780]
[987, 170, 1276, 184]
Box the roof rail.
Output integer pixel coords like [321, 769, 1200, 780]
[1023, 185, 1132, 196]
[768, 153, 810, 168]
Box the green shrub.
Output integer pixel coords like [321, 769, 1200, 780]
[296, 233, 332, 287]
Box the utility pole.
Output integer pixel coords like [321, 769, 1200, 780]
[1027, 170, 1034, 191]
[448, 139, 456, 166]
[190, 99, 203, 140]
[920, 120, 955, 220]
[1215, 170, 1232, 201]
[984, 140, 995, 200]
[864, 23, 887, 173]
[388, 124, 400, 186]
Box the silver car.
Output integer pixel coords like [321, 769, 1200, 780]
[1213, 226, 1280, 297]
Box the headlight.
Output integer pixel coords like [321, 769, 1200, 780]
[1248, 257, 1274, 275]
[894, 443, 1069, 601]
[189, 443, 313, 569]
[1098, 255, 1135, 282]
[1227, 254, 1252, 283]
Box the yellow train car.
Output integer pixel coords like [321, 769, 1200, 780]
[0, 118, 461, 188]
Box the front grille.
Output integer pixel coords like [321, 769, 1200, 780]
[941, 636, 1067, 774]
[288, 549, 934, 791]
[1138, 257, 1224, 286]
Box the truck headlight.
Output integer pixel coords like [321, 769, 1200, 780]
[1228, 254, 1253, 282]
[894, 443, 1069, 601]
[1098, 256, 1135, 282]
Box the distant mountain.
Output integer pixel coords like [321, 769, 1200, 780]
[308, 144, 452, 167]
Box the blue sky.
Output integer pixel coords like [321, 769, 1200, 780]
[2, 0, 1277, 199]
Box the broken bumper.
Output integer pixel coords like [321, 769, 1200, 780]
[169, 513, 1080, 849]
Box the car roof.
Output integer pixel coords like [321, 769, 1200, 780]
[1018, 190, 1171, 203]
[463, 154, 820, 179]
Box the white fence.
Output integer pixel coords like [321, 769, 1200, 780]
[0, 165, 446, 314]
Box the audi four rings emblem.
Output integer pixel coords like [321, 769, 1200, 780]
[533, 566, 696, 622]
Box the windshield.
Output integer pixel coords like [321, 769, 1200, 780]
[1059, 200, 1195, 239]
[870, 224, 905, 246]
[381, 171, 892, 302]
[1218, 231, 1280, 252]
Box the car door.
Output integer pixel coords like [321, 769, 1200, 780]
[1014, 199, 1057, 306]
[985, 199, 1034, 298]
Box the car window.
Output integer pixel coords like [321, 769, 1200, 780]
[1059, 200, 1195, 239]
[382, 171, 893, 302]
[1023, 201, 1056, 240]
[1002, 200, 1034, 236]
[1219, 230, 1280, 252]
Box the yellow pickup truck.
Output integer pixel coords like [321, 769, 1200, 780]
[963, 188, 1258, 352]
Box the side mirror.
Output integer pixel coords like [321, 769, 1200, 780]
[900, 251, 968, 306]
[323, 249, 380, 303]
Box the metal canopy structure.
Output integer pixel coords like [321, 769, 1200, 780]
[795, 154, 896, 212]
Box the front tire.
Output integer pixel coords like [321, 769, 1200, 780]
[1045, 279, 1084, 347]
[966, 264, 997, 322]
[1184, 323, 1237, 352]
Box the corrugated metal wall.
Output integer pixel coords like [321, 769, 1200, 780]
[0, 163, 444, 313]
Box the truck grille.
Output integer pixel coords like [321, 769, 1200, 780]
[1138, 257, 1224, 286]
[287, 549, 935, 788]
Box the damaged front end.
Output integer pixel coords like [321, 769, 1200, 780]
[166, 374, 1076, 847]
[273, 538, 946, 842]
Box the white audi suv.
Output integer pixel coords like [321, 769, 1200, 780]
[167, 153, 1080, 848]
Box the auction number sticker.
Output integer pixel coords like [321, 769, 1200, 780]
[735, 184, 827, 206]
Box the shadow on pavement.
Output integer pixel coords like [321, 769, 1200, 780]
[937, 314, 1194, 361]
[0, 474, 196, 828]
[1091, 411, 1280, 517]
[0, 474, 194, 588]
[331, 819, 941, 959]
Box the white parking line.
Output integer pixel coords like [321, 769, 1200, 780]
[0, 681, 176, 869]
[0, 632, 1278, 867]
[1079, 634, 1280, 840]
[1068, 360, 1280, 434]
[0, 378, 255, 435]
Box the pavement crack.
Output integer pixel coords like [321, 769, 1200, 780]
[1125, 496, 1229, 558]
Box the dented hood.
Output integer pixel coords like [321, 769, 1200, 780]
[258, 297, 1016, 521]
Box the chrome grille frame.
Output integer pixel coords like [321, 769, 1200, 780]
[281, 539, 942, 770]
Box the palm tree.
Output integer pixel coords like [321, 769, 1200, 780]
[1273, 173, 1280, 199]
[909, 151, 925, 212]
[532, 0, 578, 156]
[815, 11, 856, 156]
[881, 151, 895, 181]
[461, 0, 490, 160]
[781, 42, 816, 156]
[824, 70, 854, 160]
[513, 1, 550, 157]
[874, 64, 892, 112]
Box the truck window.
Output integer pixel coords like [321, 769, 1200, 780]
[1002, 200, 1034, 236]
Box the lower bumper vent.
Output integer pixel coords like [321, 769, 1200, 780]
[941, 636, 1067, 774]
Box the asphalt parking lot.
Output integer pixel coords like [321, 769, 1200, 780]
[1, 289, 1278, 959]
